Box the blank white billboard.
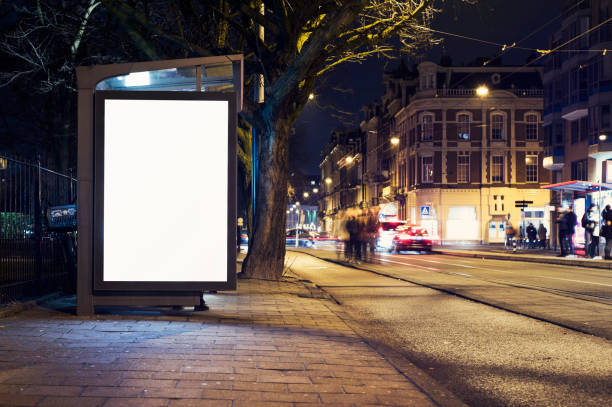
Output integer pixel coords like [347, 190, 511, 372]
[103, 98, 228, 282]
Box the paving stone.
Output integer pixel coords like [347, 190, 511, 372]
[0, 278, 440, 406]
[37, 396, 105, 407]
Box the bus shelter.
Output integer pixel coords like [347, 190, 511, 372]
[540, 180, 612, 250]
[76, 55, 243, 315]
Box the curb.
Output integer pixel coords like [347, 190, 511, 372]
[433, 249, 612, 270]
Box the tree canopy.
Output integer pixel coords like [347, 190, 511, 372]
[1, 0, 457, 279]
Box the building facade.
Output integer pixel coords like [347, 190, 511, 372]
[542, 0, 612, 211]
[319, 129, 364, 237]
[320, 61, 552, 243]
[394, 62, 551, 243]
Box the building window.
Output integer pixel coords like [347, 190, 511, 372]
[571, 159, 588, 181]
[580, 117, 589, 141]
[526, 155, 538, 182]
[526, 113, 538, 140]
[457, 153, 470, 183]
[491, 113, 505, 140]
[457, 114, 470, 140]
[571, 120, 579, 144]
[491, 154, 504, 182]
[422, 156, 433, 183]
[421, 114, 434, 141]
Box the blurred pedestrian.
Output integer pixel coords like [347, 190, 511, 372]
[365, 211, 379, 258]
[537, 223, 547, 249]
[346, 216, 359, 262]
[355, 214, 365, 262]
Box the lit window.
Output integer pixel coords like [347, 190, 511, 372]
[526, 114, 538, 140]
[492, 155, 504, 182]
[526, 155, 538, 182]
[421, 114, 434, 141]
[458, 114, 470, 140]
[457, 153, 470, 183]
[491, 114, 505, 140]
[422, 156, 434, 183]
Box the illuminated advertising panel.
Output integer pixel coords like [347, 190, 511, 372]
[93, 91, 236, 291]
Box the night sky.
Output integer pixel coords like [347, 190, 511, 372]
[291, 0, 563, 175]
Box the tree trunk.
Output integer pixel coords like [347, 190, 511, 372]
[241, 111, 290, 280]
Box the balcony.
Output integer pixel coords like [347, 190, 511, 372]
[561, 100, 588, 121]
[588, 140, 612, 160]
[543, 147, 565, 170]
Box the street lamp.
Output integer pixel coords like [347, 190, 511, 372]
[390, 136, 400, 145]
[313, 188, 319, 193]
[325, 177, 332, 184]
[345, 156, 354, 164]
[308, 93, 315, 100]
[303, 191, 309, 198]
[476, 85, 489, 97]
[599, 133, 607, 141]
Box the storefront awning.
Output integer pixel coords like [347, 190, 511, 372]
[540, 180, 612, 193]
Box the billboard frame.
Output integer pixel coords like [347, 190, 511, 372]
[93, 90, 236, 292]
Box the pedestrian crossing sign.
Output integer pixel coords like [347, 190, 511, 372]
[420, 206, 431, 216]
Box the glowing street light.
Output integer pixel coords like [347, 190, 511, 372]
[345, 156, 354, 164]
[296, 201, 300, 206]
[325, 177, 332, 184]
[476, 85, 489, 97]
[390, 136, 400, 145]
[313, 188, 319, 193]
[599, 133, 608, 141]
[303, 192, 309, 198]
[286, 210, 290, 214]
[308, 93, 315, 100]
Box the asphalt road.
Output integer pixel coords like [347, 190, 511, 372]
[285, 250, 612, 407]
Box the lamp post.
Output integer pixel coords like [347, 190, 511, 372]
[295, 202, 300, 247]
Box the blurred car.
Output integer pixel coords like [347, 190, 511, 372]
[286, 228, 316, 248]
[315, 231, 334, 241]
[376, 221, 406, 251]
[390, 224, 433, 253]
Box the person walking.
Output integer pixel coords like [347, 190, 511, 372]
[557, 210, 569, 257]
[537, 223, 547, 249]
[365, 211, 379, 260]
[346, 216, 359, 262]
[526, 223, 537, 249]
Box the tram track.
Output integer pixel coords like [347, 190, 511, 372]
[291, 248, 612, 339]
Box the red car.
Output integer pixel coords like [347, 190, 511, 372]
[390, 225, 433, 253]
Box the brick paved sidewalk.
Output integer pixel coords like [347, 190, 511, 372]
[0, 277, 441, 407]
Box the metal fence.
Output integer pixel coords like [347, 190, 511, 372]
[0, 154, 77, 304]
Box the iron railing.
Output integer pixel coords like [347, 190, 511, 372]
[0, 154, 76, 304]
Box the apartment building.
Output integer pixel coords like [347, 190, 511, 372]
[391, 62, 551, 243]
[319, 129, 364, 236]
[542, 0, 612, 216]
